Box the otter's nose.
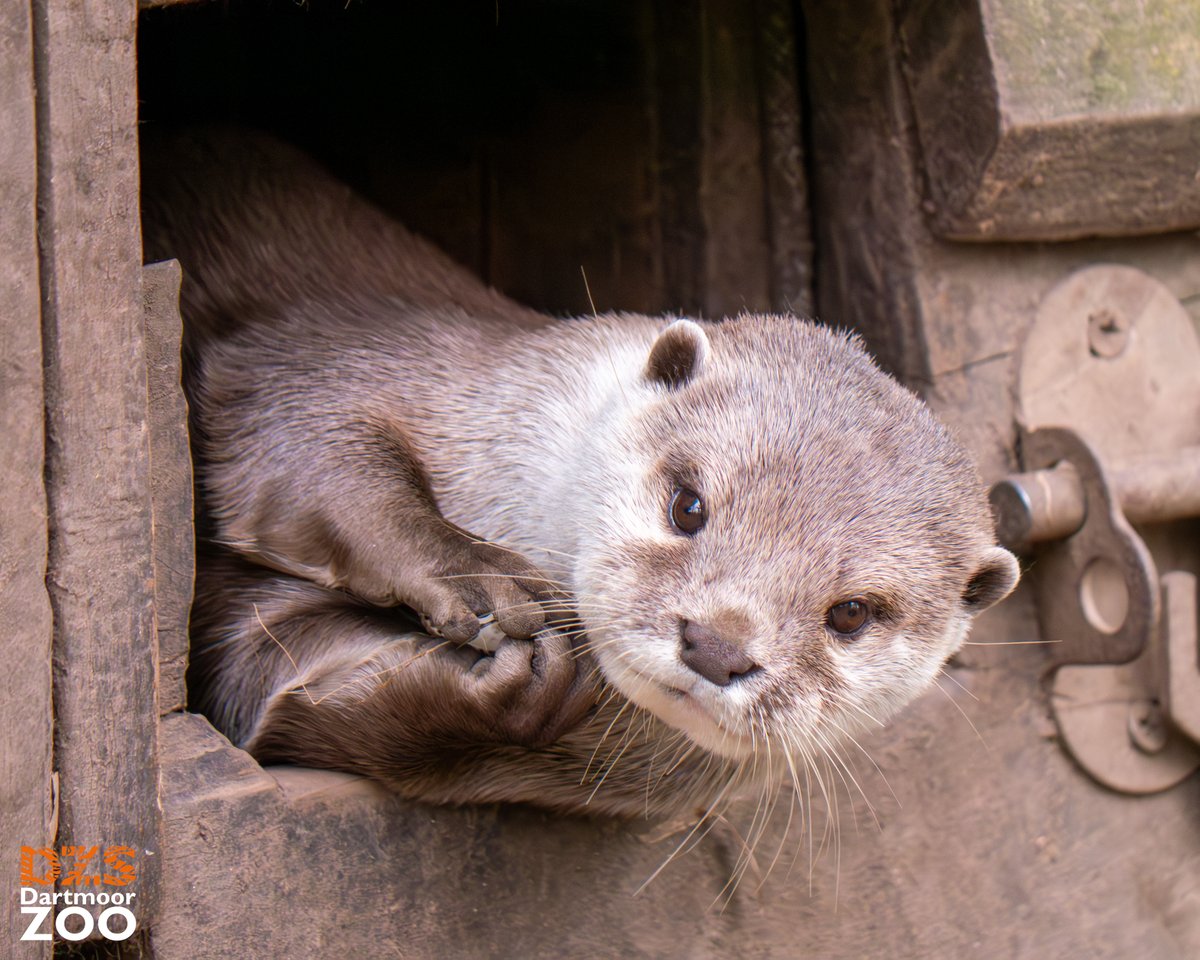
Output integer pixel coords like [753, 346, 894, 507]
[679, 619, 761, 686]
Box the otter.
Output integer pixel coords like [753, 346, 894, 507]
[140, 129, 1019, 820]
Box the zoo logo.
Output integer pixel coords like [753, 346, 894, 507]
[17, 845, 138, 943]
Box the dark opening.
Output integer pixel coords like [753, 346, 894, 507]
[138, 0, 677, 316]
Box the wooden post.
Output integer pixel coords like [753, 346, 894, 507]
[0, 0, 54, 954]
[33, 0, 162, 937]
[144, 260, 194, 717]
[898, 0, 1200, 240]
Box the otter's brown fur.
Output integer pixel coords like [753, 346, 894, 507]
[141, 128, 1018, 819]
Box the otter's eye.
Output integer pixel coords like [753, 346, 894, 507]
[827, 599, 870, 637]
[669, 487, 706, 535]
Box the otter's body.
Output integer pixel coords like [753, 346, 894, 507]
[142, 130, 1018, 819]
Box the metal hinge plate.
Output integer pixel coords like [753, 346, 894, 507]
[992, 264, 1200, 795]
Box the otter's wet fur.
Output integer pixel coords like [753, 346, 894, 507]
[141, 129, 1018, 824]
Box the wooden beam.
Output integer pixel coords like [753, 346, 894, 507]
[144, 261, 194, 717]
[0, 0, 54, 953]
[651, 0, 775, 320]
[33, 0, 162, 935]
[899, 0, 1200, 240]
[754, 0, 814, 317]
[154, 714, 742, 958]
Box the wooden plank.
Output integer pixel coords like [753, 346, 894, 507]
[155, 685, 1200, 958]
[692, 0, 773, 320]
[651, 0, 774, 320]
[143, 261, 194, 716]
[0, 0, 54, 955]
[153, 714, 740, 958]
[754, 0, 814, 317]
[652, 0, 707, 317]
[803, 0, 1200, 463]
[899, 0, 1200, 240]
[799, 0, 933, 383]
[482, 2, 665, 316]
[33, 0, 161, 937]
[477, 0, 785, 320]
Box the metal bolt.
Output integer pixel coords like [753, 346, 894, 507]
[1087, 307, 1130, 359]
[989, 446, 1200, 551]
[1128, 701, 1168, 754]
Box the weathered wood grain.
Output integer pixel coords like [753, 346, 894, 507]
[754, 0, 813, 317]
[153, 714, 738, 958]
[33, 0, 161, 934]
[483, 2, 666, 317]
[143, 260, 194, 717]
[0, 0, 54, 955]
[153, 670, 1200, 959]
[799, 0, 932, 383]
[651, 0, 706, 317]
[802, 0, 1200, 437]
[691, 0, 774, 320]
[650, 0, 775, 321]
[899, 0, 1200, 240]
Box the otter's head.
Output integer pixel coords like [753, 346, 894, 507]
[574, 316, 1018, 761]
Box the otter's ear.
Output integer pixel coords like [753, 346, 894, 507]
[646, 319, 709, 389]
[962, 546, 1020, 612]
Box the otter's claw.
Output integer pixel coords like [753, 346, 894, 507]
[422, 611, 508, 653]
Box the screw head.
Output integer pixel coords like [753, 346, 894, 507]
[1128, 700, 1168, 754]
[1088, 307, 1130, 359]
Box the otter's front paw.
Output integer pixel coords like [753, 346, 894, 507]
[464, 632, 599, 748]
[403, 535, 561, 646]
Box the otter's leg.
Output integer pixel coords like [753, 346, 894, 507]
[203, 416, 560, 647]
[190, 550, 598, 791]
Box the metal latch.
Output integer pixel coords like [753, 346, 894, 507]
[989, 264, 1200, 795]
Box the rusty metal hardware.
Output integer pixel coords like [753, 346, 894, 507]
[991, 447, 1200, 552]
[992, 264, 1200, 795]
